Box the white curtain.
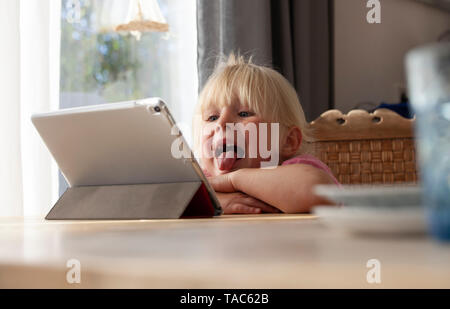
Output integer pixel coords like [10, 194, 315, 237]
[0, 0, 61, 217]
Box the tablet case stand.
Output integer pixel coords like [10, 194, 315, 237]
[45, 181, 217, 220]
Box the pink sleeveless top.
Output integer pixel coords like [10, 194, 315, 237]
[282, 154, 340, 186]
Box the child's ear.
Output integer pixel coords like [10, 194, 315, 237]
[281, 126, 302, 159]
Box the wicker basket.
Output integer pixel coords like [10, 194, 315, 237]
[309, 109, 418, 185]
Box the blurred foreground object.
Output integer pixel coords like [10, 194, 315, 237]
[406, 42, 450, 242]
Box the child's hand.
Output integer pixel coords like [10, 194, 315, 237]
[207, 173, 237, 193]
[209, 172, 280, 213]
[216, 192, 281, 214]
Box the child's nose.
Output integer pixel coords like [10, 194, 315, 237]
[216, 111, 235, 130]
[214, 122, 233, 135]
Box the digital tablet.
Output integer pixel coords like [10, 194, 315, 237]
[32, 97, 222, 219]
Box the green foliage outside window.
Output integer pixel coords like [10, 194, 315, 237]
[60, 0, 168, 102]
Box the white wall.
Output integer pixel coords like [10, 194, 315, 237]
[334, 0, 450, 112]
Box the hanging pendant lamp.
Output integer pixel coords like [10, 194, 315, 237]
[115, 0, 169, 40]
[96, 0, 169, 40]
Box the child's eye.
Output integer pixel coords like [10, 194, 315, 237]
[238, 111, 252, 118]
[207, 115, 219, 122]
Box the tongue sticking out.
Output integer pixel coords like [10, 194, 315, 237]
[217, 150, 237, 171]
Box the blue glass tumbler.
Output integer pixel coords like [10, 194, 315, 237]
[406, 42, 450, 241]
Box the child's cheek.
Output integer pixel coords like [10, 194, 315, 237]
[247, 119, 271, 158]
[199, 136, 216, 174]
[251, 120, 280, 165]
[200, 126, 215, 158]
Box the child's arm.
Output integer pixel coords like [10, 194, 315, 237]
[208, 164, 335, 213]
[215, 192, 281, 214]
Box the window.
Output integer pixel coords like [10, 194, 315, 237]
[59, 0, 198, 194]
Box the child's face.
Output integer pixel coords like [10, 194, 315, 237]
[199, 99, 279, 176]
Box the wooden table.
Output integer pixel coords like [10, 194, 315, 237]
[1, 214, 450, 288]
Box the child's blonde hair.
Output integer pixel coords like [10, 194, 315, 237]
[193, 53, 314, 157]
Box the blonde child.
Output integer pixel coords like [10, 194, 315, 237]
[193, 54, 339, 214]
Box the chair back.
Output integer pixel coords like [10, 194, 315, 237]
[309, 109, 418, 184]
